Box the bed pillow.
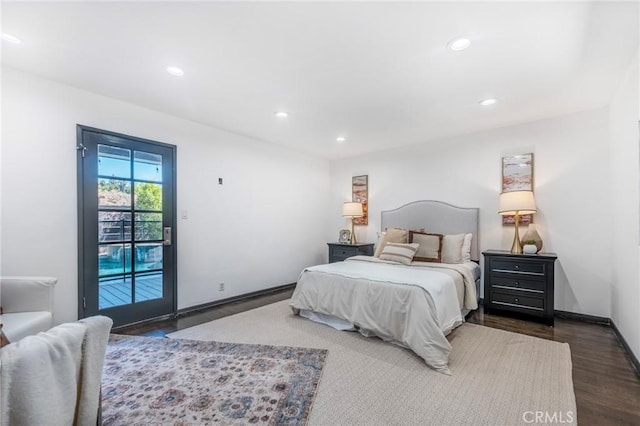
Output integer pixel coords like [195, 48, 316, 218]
[441, 234, 465, 264]
[374, 227, 408, 257]
[408, 231, 443, 263]
[461, 233, 473, 262]
[379, 242, 419, 265]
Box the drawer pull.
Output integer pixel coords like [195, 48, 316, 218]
[515, 265, 520, 270]
[514, 298, 519, 302]
[515, 281, 519, 286]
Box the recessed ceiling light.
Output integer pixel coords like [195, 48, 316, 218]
[479, 98, 498, 106]
[336, 136, 346, 143]
[275, 111, 289, 118]
[1, 33, 21, 44]
[447, 37, 471, 51]
[166, 66, 184, 76]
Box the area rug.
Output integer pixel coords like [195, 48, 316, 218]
[169, 299, 577, 426]
[102, 335, 327, 425]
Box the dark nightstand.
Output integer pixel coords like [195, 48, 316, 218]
[327, 243, 374, 263]
[483, 250, 558, 325]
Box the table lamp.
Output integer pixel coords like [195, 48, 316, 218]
[342, 202, 364, 245]
[499, 190, 536, 254]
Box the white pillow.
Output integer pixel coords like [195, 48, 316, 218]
[441, 234, 465, 264]
[379, 242, 419, 265]
[462, 233, 473, 263]
[374, 227, 408, 257]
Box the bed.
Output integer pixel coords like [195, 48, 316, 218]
[289, 200, 480, 374]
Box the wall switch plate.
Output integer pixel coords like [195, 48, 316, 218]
[181, 210, 188, 219]
[218, 178, 223, 185]
[219, 282, 225, 291]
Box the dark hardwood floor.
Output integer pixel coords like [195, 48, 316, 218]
[118, 288, 640, 425]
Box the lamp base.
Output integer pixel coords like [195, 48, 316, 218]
[510, 213, 523, 254]
[350, 219, 357, 244]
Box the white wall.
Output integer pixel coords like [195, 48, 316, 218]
[0, 67, 330, 324]
[329, 108, 612, 317]
[609, 52, 640, 360]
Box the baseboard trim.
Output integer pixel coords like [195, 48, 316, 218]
[111, 313, 175, 332]
[176, 283, 296, 316]
[610, 319, 640, 376]
[554, 310, 610, 325]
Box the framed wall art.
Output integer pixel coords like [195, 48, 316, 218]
[352, 175, 368, 225]
[502, 153, 534, 225]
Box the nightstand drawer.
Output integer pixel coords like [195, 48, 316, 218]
[492, 259, 545, 275]
[491, 291, 544, 311]
[331, 247, 357, 258]
[327, 243, 374, 263]
[491, 274, 545, 293]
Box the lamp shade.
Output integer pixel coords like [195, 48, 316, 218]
[499, 190, 536, 215]
[342, 202, 364, 217]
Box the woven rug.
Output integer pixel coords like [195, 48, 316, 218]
[169, 300, 577, 426]
[102, 335, 327, 425]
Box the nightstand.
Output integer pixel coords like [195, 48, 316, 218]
[483, 250, 558, 325]
[327, 243, 374, 263]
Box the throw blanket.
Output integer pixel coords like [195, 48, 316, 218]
[0, 315, 113, 426]
[291, 257, 473, 374]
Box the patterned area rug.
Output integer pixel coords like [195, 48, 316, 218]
[102, 335, 327, 425]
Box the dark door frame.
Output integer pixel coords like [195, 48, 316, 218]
[76, 124, 177, 324]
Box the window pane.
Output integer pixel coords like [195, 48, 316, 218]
[99, 275, 132, 309]
[98, 144, 131, 179]
[135, 212, 162, 241]
[134, 243, 163, 272]
[134, 151, 162, 182]
[135, 271, 163, 303]
[99, 243, 132, 276]
[99, 212, 131, 242]
[99, 178, 131, 209]
[134, 182, 162, 211]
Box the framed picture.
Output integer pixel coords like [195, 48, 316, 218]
[352, 175, 368, 225]
[502, 153, 534, 225]
[338, 229, 351, 243]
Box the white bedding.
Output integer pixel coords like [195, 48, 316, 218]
[290, 256, 478, 374]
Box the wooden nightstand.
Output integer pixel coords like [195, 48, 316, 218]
[327, 243, 374, 263]
[483, 250, 558, 325]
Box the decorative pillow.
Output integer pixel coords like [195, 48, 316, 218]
[409, 231, 443, 262]
[374, 227, 408, 257]
[379, 242, 419, 265]
[0, 324, 10, 348]
[461, 233, 473, 262]
[441, 234, 465, 264]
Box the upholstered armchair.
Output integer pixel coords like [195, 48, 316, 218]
[0, 315, 113, 425]
[0, 276, 57, 342]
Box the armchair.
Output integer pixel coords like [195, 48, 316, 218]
[0, 277, 57, 342]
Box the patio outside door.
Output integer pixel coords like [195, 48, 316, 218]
[77, 125, 177, 327]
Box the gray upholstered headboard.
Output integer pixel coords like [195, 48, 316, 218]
[381, 200, 480, 261]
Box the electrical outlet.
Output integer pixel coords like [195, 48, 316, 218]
[219, 282, 225, 291]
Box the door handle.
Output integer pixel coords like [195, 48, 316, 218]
[163, 227, 172, 246]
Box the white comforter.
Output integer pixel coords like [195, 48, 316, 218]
[290, 256, 477, 374]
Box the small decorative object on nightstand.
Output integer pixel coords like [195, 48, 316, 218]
[483, 250, 557, 325]
[338, 229, 351, 244]
[522, 241, 537, 254]
[328, 242, 374, 263]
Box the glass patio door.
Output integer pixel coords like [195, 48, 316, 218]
[77, 125, 176, 327]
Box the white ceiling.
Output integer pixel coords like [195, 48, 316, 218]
[1, 1, 638, 159]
